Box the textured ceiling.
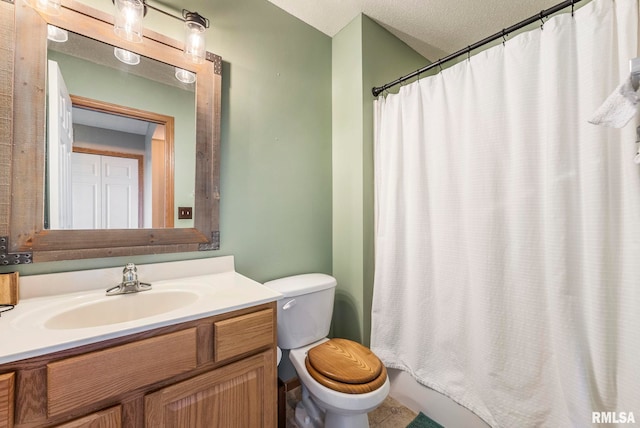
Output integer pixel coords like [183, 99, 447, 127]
[267, 0, 563, 60]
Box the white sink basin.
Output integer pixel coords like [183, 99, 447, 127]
[10, 283, 214, 332]
[44, 290, 200, 329]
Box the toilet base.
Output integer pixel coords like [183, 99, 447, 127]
[294, 385, 371, 428]
[295, 401, 371, 428]
[324, 412, 370, 428]
[295, 401, 322, 428]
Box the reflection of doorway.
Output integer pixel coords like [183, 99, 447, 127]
[70, 95, 175, 228]
[71, 150, 141, 229]
[47, 59, 176, 230]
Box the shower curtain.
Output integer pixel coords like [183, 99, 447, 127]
[371, 0, 640, 426]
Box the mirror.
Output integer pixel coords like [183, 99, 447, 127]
[0, 0, 222, 263]
[46, 29, 197, 230]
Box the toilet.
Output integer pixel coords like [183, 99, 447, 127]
[264, 274, 389, 428]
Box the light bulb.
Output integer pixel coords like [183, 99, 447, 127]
[114, 47, 140, 65]
[32, 0, 61, 15]
[183, 12, 207, 64]
[47, 25, 68, 43]
[175, 68, 196, 84]
[113, 0, 144, 43]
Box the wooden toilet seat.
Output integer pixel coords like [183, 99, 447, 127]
[305, 338, 388, 394]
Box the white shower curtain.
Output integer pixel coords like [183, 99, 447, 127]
[371, 0, 640, 426]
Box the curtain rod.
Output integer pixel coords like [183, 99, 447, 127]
[371, 0, 585, 97]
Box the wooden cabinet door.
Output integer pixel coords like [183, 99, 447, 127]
[54, 406, 121, 428]
[0, 372, 14, 428]
[145, 350, 276, 428]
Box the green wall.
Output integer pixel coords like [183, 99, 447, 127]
[332, 15, 426, 345]
[331, 16, 365, 342]
[1, 0, 332, 283]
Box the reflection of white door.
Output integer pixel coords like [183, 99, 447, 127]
[47, 60, 73, 229]
[71, 153, 100, 229]
[72, 153, 139, 229]
[103, 156, 139, 228]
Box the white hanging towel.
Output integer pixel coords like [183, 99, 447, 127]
[588, 75, 640, 127]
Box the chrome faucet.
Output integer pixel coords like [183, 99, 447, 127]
[106, 263, 152, 296]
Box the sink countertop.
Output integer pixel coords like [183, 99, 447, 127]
[0, 268, 282, 365]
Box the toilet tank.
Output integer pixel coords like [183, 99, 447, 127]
[263, 273, 336, 350]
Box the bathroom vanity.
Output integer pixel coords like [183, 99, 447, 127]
[0, 257, 281, 427]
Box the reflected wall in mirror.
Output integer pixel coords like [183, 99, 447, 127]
[0, 0, 222, 263]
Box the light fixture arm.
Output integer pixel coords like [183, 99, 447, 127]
[182, 9, 209, 29]
[111, 0, 209, 29]
[142, 1, 209, 29]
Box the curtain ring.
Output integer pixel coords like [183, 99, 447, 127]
[539, 11, 545, 30]
[502, 29, 508, 46]
[571, 0, 575, 17]
[467, 46, 471, 61]
[438, 61, 443, 73]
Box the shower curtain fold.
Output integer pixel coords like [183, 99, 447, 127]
[371, 0, 640, 427]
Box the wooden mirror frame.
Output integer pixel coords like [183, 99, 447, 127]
[0, 0, 221, 263]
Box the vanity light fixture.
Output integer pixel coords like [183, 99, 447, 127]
[182, 11, 208, 64]
[175, 67, 196, 84]
[112, 0, 210, 64]
[47, 25, 68, 42]
[113, 0, 144, 43]
[114, 47, 141, 65]
[30, 0, 61, 15]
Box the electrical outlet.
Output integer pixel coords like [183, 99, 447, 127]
[178, 207, 193, 219]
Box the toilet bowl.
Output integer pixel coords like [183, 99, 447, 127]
[264, 274, 389, 428]
[291, 339, 389, 425]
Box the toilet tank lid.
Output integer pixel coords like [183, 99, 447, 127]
[263, 273, 336, 298]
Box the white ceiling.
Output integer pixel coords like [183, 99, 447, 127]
[267, 0, 563, 60]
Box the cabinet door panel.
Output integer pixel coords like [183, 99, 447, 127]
[0, 372, 14, 428]
[54, 405, 121, 428]
[145, 350, 276, 428]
